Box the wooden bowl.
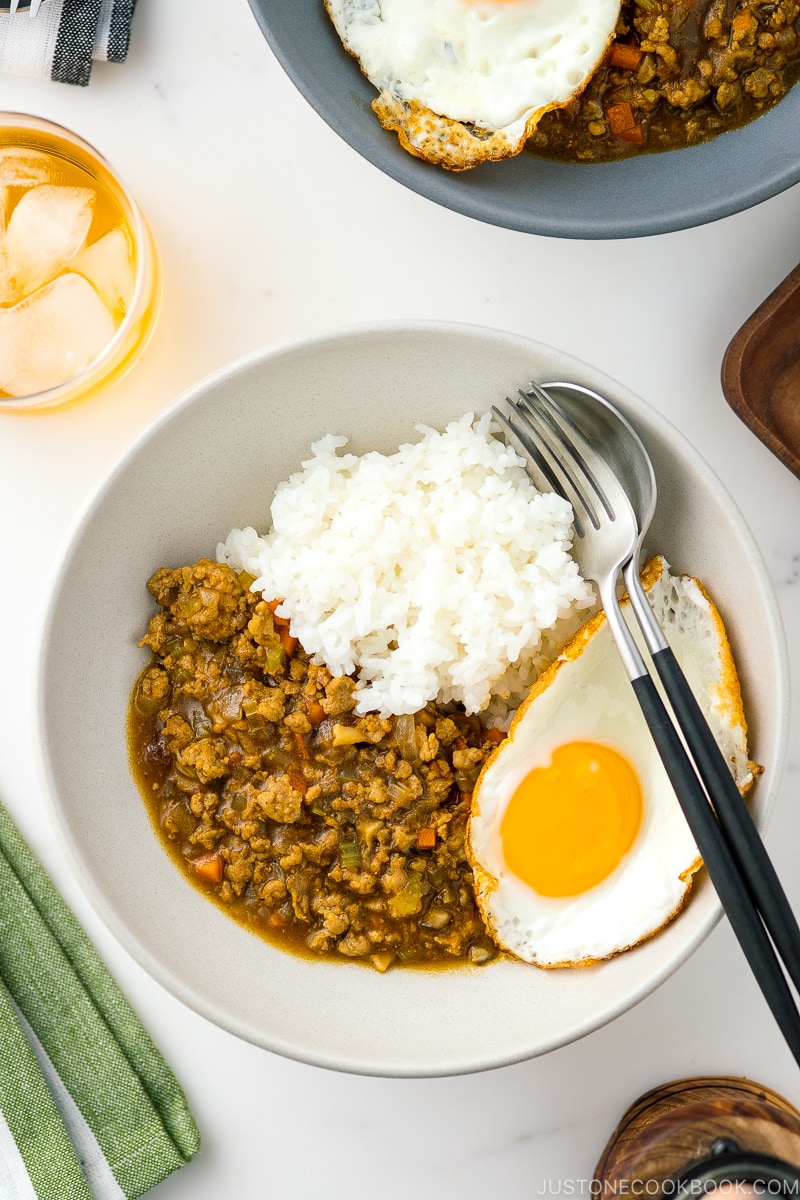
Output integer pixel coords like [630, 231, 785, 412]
[722, 263, 800, 480]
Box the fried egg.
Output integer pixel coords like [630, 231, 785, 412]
[467, 556, 758, 968]
[324, 0, 622, 170]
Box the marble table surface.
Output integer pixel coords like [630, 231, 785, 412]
[1, 1, 800, 1196]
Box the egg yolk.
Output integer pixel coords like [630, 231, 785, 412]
[500, 741, 643, 898]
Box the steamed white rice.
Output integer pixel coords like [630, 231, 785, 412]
[218, 412, 595, 719]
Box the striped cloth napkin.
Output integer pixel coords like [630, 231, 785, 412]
[0, 0, 137, 86]
[0, 799, 201, 1200]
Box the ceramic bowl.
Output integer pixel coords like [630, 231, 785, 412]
[38, 322, 789, 1076]
[247, 0, 800, 239]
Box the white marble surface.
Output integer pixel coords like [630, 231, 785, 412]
[1, 1, 800, 1195]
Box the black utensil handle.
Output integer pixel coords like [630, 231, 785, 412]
[651, 644, 800, 995]
[631, 672, 800, 1067]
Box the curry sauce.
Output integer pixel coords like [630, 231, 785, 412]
[128, 559, 500, 972]
[531, 0, 800, 161]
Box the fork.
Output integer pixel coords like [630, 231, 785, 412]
[492, 384, 800, 1068]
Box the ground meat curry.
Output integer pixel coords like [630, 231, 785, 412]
[129, 559, 501, 972]
[530, 0, 800, 160]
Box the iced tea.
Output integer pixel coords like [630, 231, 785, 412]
[0, 114, 158, 411]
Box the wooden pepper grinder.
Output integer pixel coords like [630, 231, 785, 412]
[595, 1077, 800, 1193]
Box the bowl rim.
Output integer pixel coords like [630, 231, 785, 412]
[247, 0, 800, 239]
[35, 319, 791, 1076]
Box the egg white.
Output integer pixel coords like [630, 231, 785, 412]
[468, 556, 757, 968]
[325, 0, 623, 169]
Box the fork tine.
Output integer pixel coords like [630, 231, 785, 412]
[519, 384, 616, 519]
[491, 404, 563, 497]
[28, 0, 43, 14]
[8, 0, 21, 12]
[509, 393, 601, 535]
[493, 403, 588, 536]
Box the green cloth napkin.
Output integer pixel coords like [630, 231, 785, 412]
[0, 799, 201, 1199]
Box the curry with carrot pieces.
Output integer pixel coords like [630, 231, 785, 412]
[129, 559, 501, 972]
[531, 0, 800, 160]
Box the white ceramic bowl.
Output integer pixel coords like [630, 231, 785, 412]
[38, 322, 789, 1077]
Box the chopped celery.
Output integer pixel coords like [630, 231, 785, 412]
[386, 778, 417, 806]
[264, 645, 284, 675]
[338, 838, 361, 869]
[133, 678, 165, 716]
[387, 872, 423, 918]
[165, 636, 194, 658]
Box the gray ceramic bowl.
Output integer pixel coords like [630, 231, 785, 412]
[248, 0, 800, 239]
[38, 322, 788, 1076]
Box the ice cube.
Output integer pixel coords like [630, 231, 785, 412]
[0, 147, 52, 188]
[0, 272, 115, 397]
[72, 227, 134, 320]
[4, 184, 94, 301]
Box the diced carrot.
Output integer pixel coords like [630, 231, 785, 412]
[267, 597, 294, 633]
[732, 9, 754, 35]
[293, 730, 310, 760]
[416, 827, 437, 850]
[193, 853, 223, 885]
[617, 124, 646, 145]
[605, 101, 637, 134]
[484, 727, 506, 744]
[288, 771, 308, 795]
[608, 42, 643, 69]
[305, 698, 326, 725]
[605, 101, 645, 144]
[279, 627, 299, 657]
